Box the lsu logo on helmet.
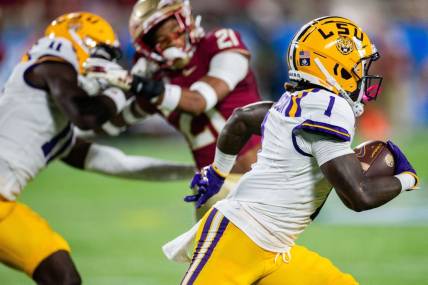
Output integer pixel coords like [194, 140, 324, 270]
[287, 16, 382, 117]
[336, 36, 354, 55]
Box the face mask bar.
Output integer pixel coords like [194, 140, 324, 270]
[90, 44, 123, 61]
[351, 52, 383, 104]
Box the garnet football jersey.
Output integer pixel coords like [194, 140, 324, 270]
[137, 28, 261, 169]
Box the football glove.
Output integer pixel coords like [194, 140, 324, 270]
[83, 57, 132, 91]
[184, 165, 226, 208]
[131, 57, 159, 78]
[386, 140, 419, 189]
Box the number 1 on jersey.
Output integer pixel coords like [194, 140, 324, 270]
[324, 96, 335, 117]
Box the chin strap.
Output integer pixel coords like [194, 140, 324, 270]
[313, 57, 364, 117]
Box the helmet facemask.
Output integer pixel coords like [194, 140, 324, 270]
[348, 52, 383, 115]
[90, 43, 123, 61]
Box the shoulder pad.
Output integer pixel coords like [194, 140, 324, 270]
[28, 37, 79, 71]
[297, 89, 355, 141]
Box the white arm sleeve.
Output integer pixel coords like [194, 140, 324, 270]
[84, 144, 195, 181]
[207, 51, 249, 90]
[299, 133, 354, 166]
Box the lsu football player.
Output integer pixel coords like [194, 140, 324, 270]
[166, 16, 419, 284]
[0, 12, 194, 284]
[84, 0, 262, 219]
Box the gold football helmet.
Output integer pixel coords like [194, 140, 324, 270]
[45, 12, 120, 71]
[129, 0, 204, 68]
[287, 16, 382, 116]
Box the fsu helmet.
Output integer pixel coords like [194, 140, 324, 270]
[129, 0, 204, 69]
[45, 12, 120, 71]
[287, 16, 382, 117]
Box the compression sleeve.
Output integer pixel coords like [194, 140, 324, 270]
[83, 144, 195, 181]
[207, 51, 249, 90]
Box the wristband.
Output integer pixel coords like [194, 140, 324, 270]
[212, 147, 237, 177]
[395, 172, 417, 192]
[102, 87, 127, 113]
[122, 100, 145, 124]
[190, 81, 218, 111]
[159, 84, 182, 110]
[101, 121, 125, 136]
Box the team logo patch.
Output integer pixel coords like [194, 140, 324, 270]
[299, 50, 311, 66]
[384, 153, 394, 168]
[336, 36, 354, 55]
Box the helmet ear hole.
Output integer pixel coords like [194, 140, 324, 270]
[341, 68, 352, 80]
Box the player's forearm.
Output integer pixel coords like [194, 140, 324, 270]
[349, 176, 402, 211]
[322, 153, 404, 212]
[84, 144, 195, 181]
[175, 89, 207, 115]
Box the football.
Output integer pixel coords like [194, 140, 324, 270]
[354, 140, 395, 177]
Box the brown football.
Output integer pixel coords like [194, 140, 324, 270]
[354, 141, 395, 177]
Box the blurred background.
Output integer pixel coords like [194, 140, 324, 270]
[0, 0, 427, 284]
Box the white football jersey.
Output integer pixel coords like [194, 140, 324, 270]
[216, 88, 356, 253]
[0, 36, 78, 200]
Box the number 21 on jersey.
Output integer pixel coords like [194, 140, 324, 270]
[215, 29, 239, 50]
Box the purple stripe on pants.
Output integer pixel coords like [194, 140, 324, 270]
[187, 216, 229, 285]
[181, 208, 218, 285]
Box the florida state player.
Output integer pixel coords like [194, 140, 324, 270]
[86, 0, 261, 218]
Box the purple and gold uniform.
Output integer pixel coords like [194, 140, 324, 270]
[176, 88, 359, 284]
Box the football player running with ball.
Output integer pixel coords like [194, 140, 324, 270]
[0, 12, 194, 285]
[171, 16, 419, 284]
[85, 0, 262, 219]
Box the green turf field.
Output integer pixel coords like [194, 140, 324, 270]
[0, 134, 427, 285]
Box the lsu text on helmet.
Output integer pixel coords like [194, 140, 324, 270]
[45, 12, 120, 72]
[287, 16, 382, 117]
[129, 0, 204, 69]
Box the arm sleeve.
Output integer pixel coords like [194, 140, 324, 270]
[306, 133, 354, 166]
[84, 144, 195, 181]
[207, 51, 249, 90]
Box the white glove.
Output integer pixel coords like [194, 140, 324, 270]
[83, 58, 132, 91]
[131, 57, 159, 77]
[78, 75, 110, 96]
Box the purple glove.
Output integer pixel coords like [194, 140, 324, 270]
[386, 140, 417, 176]
[184, 165, 226, 208]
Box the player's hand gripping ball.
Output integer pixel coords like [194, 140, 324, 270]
[354, 140, 418, 188]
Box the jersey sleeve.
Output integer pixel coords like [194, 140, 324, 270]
[296, 91, 355, 142]
[27, 36, 79, 71]
[203, 28, 250, 58]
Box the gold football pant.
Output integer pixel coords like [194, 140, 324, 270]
[0, 200, 70, 276]
[182, 208, 358, 285]
[194, 174, 241, 220]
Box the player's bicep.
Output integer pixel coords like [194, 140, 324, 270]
[223, 101, 273, 137]
[32, 60, 81, 113]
